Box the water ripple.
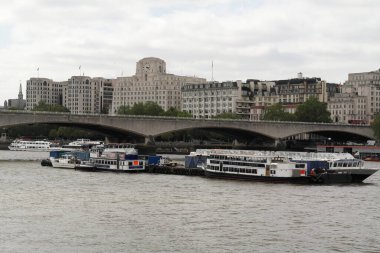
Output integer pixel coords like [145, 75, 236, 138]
[0, 151, 379, 253]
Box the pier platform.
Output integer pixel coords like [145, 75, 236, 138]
[145, 165, 205, 176]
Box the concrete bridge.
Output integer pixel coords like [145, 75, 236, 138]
[0, 110, 374, 142]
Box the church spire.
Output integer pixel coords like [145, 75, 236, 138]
[18, 81, 23, 100]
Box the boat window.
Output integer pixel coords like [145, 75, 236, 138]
[270, 170, 276, 174]
[295, 164, 305, 168]
[343, 163, 347, 167]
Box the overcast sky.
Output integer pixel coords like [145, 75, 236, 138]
[1, 0, 379, 104]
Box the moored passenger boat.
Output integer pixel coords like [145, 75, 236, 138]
[202, 150, 379, 184]
[8, 139, 59, 151]
[89, 143, 135, 158]
[50, 151, 90, 169]
[77, 148, 145, 172]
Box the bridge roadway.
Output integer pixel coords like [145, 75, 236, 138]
[0, 110, 374, 141]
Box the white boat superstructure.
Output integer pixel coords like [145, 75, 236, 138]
[68, 139, 103, 147]
[201, 149, 379, 184]
[51, 153, 81, 169]
[50, 151, 90, 169]
[8, 139, 59, 151]
[89, 143, 137, 158]
[192, 149, 355, 160]
[79, 145, 145, 172]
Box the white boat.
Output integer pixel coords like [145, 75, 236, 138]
[89, 143, 136, 158]
[78, 147, 145, 172]
[8, 139, 59, 151]
[51, 153, 81, 169]
[201, 149, 379, 184]
[50, 151, 90, 169]
[68, 139, 103, 146]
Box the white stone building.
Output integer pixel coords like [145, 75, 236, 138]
[26, 78, 66, 110]
[336, 69, 380, 123]
[63, 76, 105, 114]
[27, 76, 113, 114]
[326, 69, 380, 124]
[328, 93, 367, 123]
[181, 81, 242, 118]
[111, 57, 205, 114]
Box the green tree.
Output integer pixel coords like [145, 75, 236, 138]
[117, 105, 131, 115]
[142, 101, 164, 115]
[161, 107, 192, 117]
[294, 97, 332, 123]
[213, 112, 241, 119]
[32, 101, 70, 112]
[262, 103, 296, 121]
[176, 111, 192, 118]
[117, 102, 164, 116]
[371, 115, 380, 140]
[7, 107, 20, 110]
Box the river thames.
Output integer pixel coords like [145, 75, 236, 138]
[0, 150, 379, 253]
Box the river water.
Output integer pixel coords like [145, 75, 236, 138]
[0, 150, 379, 253]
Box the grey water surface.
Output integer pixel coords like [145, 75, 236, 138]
[0, 151, 379, 253]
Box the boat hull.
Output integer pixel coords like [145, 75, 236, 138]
[204, 170, 375, 184]
[51, 161, 79, 169]
[75, 162, 145, 173]
[76, 165, 145, 173]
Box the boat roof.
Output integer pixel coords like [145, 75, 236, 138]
[195, 149, 355, 161]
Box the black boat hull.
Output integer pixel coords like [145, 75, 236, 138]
[204, 170, 375, 184]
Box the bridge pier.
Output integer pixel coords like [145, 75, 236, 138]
[145, 135, 155, 145]
[274, 138, 287, 150]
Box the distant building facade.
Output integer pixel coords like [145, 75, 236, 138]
[63, 76, 99, 114]
[329, 69, 380, 124]
[236, 76, 337, 120]
[328, 92, 367, 123]
[26, 78, 65, 110]
[5, 83, 26, 110]
[181, 81, 242, 118]
[111, 57, 205, 114]
[236, 80, 277, 120]
[26, 76, 115, 114]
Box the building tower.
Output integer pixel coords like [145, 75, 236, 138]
[18, 82, 23, 100]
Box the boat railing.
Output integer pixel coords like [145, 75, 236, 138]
[194, 149, 354, 161]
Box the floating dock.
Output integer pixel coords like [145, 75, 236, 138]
[145, 164, 205, 176]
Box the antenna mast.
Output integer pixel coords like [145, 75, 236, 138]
[211, 61, 214, 82]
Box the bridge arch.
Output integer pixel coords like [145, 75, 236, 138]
[0, 111, 375, 141]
